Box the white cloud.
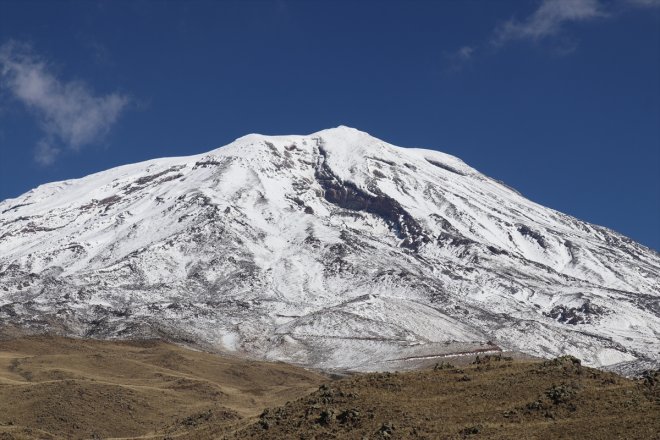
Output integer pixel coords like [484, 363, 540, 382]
[0, 41, 129, 165]
[34, 139, 60, 166]
[626, 0, 660, 7]
[457, 46, 475, 61]
[447, 0, 660, 69]
[492, 0, 605, 46]
[444, 46, 477, 73]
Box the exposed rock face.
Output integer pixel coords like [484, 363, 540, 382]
[315, 144, 427, 250]
[544, 302, 607, 325]
[0, 126, 658, 373]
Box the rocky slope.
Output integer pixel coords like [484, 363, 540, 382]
[0, 126, 658, 374]
[229, 356, 660, 440]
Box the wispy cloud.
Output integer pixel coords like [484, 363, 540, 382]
[446, 0, 660, 70]
[444, 45, 477, 72]
[85, 40, 113, 67]
[626, 0, 660, 7]
[0, 41, 129, 165]
[492, 0, 605, 46]
[34, 139, 60, 166]
[456, 46, 475, 61]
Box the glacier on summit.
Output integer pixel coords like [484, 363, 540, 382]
[0, 126, 658, 373]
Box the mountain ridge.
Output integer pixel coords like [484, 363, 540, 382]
[1, 126, 658, 375]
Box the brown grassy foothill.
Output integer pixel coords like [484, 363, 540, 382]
[0, 338, 658, 439]
[0, 336, 325, 439]
[228, 354, 660, 440]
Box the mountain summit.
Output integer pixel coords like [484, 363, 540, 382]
[1, 127, 658, 373]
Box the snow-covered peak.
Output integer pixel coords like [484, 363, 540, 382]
[0, 128, 658, 374]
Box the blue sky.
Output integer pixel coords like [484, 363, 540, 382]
[0, 0, 658, 249]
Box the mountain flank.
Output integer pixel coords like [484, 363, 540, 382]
[0, 126, 658, 374]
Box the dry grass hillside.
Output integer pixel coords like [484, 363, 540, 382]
[230, 355, 659, 440]
[0, 337, 657, 439]
[0, 336, 325, 439]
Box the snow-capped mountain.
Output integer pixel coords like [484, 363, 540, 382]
[1, 127, 658, 373]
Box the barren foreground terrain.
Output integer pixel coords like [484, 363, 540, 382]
[0, 336, 325, 439]
[0, 336, 657, 439]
